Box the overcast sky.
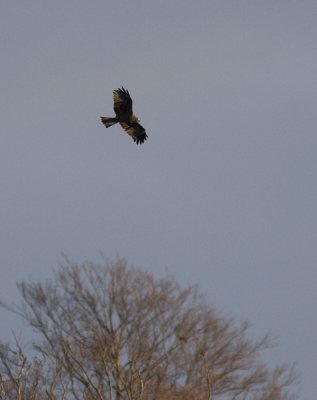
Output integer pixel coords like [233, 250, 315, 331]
[1, 1, 317, 398]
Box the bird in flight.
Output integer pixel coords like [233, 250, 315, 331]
[101, 87, 147, 145]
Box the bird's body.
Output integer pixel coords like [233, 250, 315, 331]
[101, 87, 147, 145]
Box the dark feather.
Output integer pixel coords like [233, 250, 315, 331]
[119, 122, 147, 145]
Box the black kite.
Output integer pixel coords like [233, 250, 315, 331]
[101, 87, 147, 145]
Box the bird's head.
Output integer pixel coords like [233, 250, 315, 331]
[131, 114, 140, 123]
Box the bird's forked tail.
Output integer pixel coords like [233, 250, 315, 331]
[101, 117, 118, 128]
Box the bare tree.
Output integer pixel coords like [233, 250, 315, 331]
[0, 259, 296, 400]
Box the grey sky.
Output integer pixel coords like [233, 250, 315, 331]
[1, 1, 316, 398]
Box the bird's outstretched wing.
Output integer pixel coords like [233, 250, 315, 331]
[113, 87, 133, 119]
[119, 121, 148, 145]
